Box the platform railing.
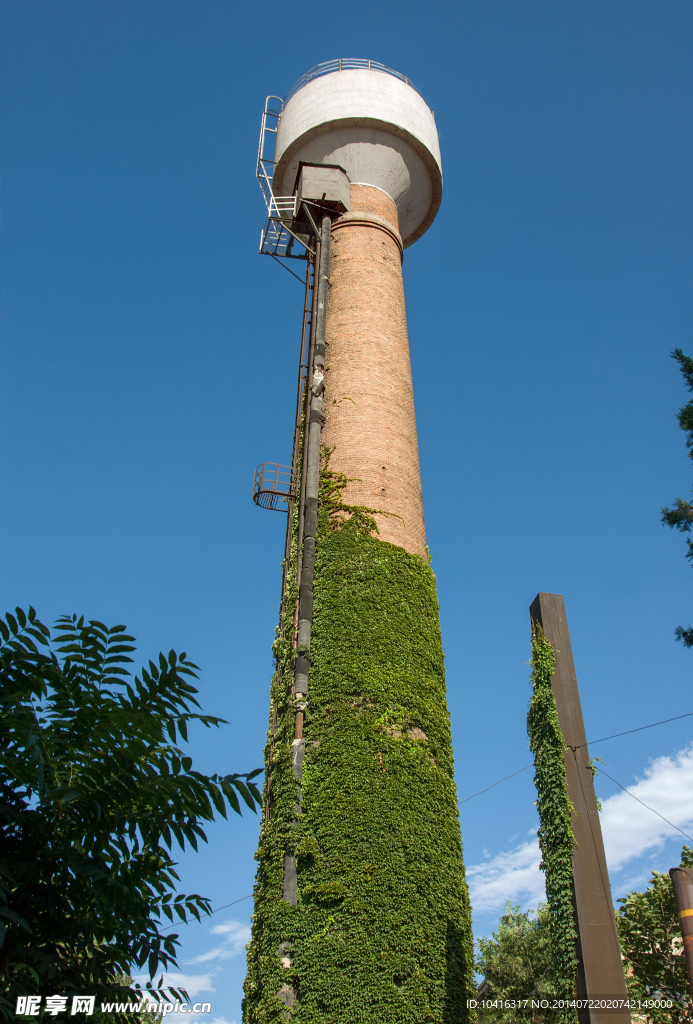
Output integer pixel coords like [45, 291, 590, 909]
[252, 463, 295, 512]
[270, 196, 297, 218]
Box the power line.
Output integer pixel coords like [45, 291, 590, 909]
[164, 761, 692, 931]
[160, 710, 693, 927]
[577, 710, 693, 750]
[460, 709, 693, 806]
[159, 893, 252, 934]
[591, 765, 693, 844]
[459, 763, 533, 804]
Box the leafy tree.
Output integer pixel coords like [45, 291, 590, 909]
[0, 607, 261, 1021]
[475, 902, 559, 1023]
[477, 850, 693, 1024]
[662, 348, 693, 646]
[616, 845, 693, 1023]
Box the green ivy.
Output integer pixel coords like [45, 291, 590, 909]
[527, 624, 578, 1024]
[243, 456, 476, 1023]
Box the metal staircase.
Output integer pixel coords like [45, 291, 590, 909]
[256, 97, 308, 260]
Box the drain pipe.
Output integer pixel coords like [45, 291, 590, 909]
[294, 213, 330, 725]
[282, 214, 331, 908]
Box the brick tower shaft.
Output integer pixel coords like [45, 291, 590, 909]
[323, 184, 427, 559]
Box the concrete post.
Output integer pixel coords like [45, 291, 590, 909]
[530, 592, 631, 1024]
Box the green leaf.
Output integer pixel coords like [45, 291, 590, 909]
[0, 606, 254, 1005]
[231, 778, 257, 812]
[55, 788, 82, 805]
[220, 780, 241, 816]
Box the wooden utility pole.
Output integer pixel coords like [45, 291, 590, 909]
[669, 866, 693, 998]
[530, 593, 631, 1024]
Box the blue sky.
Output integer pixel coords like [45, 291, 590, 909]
[2, 2, 693, 1020]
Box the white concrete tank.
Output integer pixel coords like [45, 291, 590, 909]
[273, 60, 442, 248]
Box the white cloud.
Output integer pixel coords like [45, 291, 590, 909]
[133, 971, 216, 999]
[466, 744, 693, 920]
[467, 835, 544, 914]
[210, 919, 251, 943]
[187, 918, 251, 965]
[599, 744, 693, 870]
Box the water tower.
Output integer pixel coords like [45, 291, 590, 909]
[245, 61, 475, 1024]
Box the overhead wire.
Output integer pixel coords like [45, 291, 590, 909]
[591, 764, 693, 844]
[459, 763, 534, 804]
[460, 709, 693, 806]
[159, 893, 252, 934]
[576, 710, 693, 750]
[160, 708, 693, 930]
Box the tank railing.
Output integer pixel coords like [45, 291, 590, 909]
[252, 463, 296, 512]
[284, 59, 420, 105]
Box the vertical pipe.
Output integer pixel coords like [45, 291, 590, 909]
[265, 256, 315, 824]
[281, 215, 330, 908]
[294, 214, 330, 702]
[296, 244, 318, 596]
[284, 257, 314, 601]
[670, 866, 693, 998]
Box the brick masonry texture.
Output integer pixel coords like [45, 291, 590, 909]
[322, 183, 427, 559]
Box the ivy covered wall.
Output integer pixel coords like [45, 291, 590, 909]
[243, 465, 476, 1023]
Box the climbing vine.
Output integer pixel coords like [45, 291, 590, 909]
[243, 450, 476, 1023]
[527, 623, 578, 1024]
